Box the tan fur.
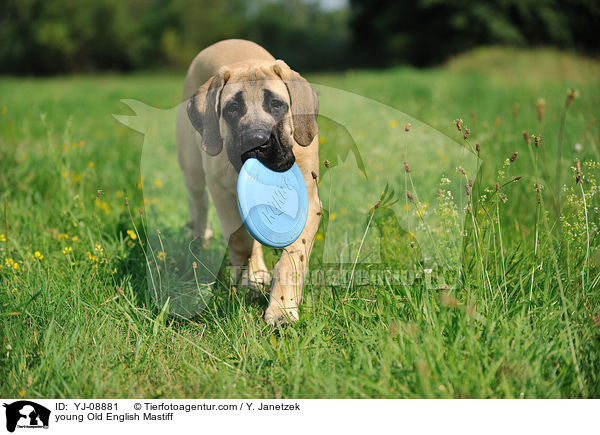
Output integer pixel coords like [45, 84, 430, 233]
[176, 39, 321, 325]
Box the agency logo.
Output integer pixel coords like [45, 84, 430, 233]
[3, 401, 50, 433]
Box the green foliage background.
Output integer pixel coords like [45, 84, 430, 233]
[0, 0, 349, 74]
[350, 0, 600, 67]
[2, 0, 599, 74]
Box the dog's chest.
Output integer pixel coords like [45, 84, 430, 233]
[201, 141, 238, 193]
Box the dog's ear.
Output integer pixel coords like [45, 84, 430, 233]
[272, 60, 318, 147]
[187, 68, 230, 156]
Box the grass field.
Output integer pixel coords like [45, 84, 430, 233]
[1, 47, 599, 398]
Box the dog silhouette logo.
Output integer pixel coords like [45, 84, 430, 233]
[3, 401, 50, 432]
[113, 85, 478, 318]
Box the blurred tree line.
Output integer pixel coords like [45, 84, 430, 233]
[1, 0, 598, 74]
[350, 0, 600, 67]
[0, 0, 349, 74]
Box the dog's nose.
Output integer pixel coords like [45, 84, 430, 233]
[241, 129, 270, 154]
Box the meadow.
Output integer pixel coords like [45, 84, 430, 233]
[1, 47, 599, 398]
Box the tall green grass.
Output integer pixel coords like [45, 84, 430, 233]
[1, 48, 599, 398]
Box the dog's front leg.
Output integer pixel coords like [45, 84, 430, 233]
[265, 181, 320, 326]
[206, 178, 271, 290]
[228, 226, 271, 290]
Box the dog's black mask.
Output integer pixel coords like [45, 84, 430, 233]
[222, 88, 296, 173]
[235, 129, 295, 172]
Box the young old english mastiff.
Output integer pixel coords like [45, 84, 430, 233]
[176, 39, 321, 326]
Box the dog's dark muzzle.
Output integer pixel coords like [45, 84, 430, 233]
[240, 129, 295, 172]
[240, 129, 270, 155]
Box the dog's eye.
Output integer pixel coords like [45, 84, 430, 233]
[226, 103, 239, 113]
[270, 99, 284, 109]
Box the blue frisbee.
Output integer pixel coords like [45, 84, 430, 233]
[237, 158, 308, 248]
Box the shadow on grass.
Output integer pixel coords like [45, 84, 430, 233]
[112, 214, 272, 326]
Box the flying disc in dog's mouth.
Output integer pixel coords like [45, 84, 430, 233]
[240, 132, 295, 173]
[237, 158, 308, 248]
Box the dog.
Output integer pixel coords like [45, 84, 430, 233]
[176, 39, 321, 325]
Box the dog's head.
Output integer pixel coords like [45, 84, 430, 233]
[187, 60, 318, 172]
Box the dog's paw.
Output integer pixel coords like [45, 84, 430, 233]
[264, 305, 299, 327]
[240, 268, 271, 289]
[188, 223, 213, 242]
[250, 269, 272, 287]
[244, 269, 271, 302]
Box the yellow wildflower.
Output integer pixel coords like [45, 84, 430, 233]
[318, 137, 326, 144]
[87, 251, 97, 262]
[79, 140, 85, 147]
[389, 120, 398, 128]
[18, 388, 26, 397]
[58, 233, 69, 240]
[62, 246, 72, 255]
[96, 199, 110, 215]
[61, 144, 69, 151]
[71, 236, 80, 242]
[157, 251, 167, 261]
[315, 233, 323, 241]
[13, 262, 19, 270]
[329, 212, 338, 221]
[88, 161, 95, 168]
[0, 233, 6, 242]
[127, 229, 137, 240]
[34, 251, 43, 260]
[153, 178, 163, 188]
